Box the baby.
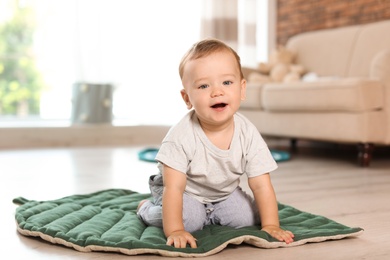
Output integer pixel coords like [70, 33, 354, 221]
[137, 38, 294, 248]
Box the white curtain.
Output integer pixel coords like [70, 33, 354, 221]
[10, 0, 264, 124]
[200, 0, 258, 67]
[237, 0, 258, 67]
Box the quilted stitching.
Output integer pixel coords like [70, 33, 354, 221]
[13, 189, 363, 257]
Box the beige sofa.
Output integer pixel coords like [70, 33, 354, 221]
[239, 20, 390, 167]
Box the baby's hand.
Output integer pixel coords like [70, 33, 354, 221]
[166, 230, 197, 248]
[262, 225, 295, 244]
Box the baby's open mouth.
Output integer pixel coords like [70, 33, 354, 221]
[211, 103, 227, 108]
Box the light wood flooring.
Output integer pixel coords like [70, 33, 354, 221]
[1, 141, 390, 260]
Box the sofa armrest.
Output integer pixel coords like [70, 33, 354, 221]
[370, 48, 390, 83]
[370, 48, 390, 143]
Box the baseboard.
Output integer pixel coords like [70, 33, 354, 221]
[0, 125, 170, 149]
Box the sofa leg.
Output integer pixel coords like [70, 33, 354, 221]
[290, 139, 298, 152]
[357, 143, 374, 167]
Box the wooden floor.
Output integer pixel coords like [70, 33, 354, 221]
[2, 141, 390, 260]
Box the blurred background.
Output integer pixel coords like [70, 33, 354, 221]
[0, 0, 270, 126]
[2, 0, 388, 127]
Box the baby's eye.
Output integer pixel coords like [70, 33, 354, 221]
[223, 80, 233, 86]
[199, 84, 208, 89]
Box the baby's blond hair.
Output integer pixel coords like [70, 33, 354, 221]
[179, 39, 244, 80]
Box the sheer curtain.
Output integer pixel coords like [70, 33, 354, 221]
[200, 0, 258, 67]
[8, 0, 266, 126]
[33, 0, 201, 125]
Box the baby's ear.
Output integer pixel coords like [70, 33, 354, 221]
[180, 89, 193, 109]
[240, 79, 247, 101]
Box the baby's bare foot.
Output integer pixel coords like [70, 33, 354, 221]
[137, 199, 148, 212]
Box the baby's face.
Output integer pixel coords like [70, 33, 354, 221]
[180, 50, 246, 129]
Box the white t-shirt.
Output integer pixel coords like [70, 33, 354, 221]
[155, 110, 277, 203]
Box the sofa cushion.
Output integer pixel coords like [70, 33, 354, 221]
[286, 25, 360, 77]
[261, 78, 384, 112]
[240, 82, 264, 109]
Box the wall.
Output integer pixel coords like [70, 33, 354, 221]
[277, 0, 390, 45]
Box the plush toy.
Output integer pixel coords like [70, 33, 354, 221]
[247, 45, 306, 84]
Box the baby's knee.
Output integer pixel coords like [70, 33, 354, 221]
[215, 188, 259, 228]
[219, 212, 257, 228]
[213, 200, 259, 228]
[182, 195, 207, 233]
[182, 214, 205, 233]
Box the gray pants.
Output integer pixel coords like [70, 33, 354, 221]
[137, 174, 260, 233]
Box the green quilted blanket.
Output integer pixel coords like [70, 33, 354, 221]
[13, 189, 363, 257]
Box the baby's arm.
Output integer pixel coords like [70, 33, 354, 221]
[162, 165, 197, 248]
[248, 173, 294, 244]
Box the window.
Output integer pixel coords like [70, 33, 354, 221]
[1, 0, 272, 127]
[0, 0, 201, 126]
